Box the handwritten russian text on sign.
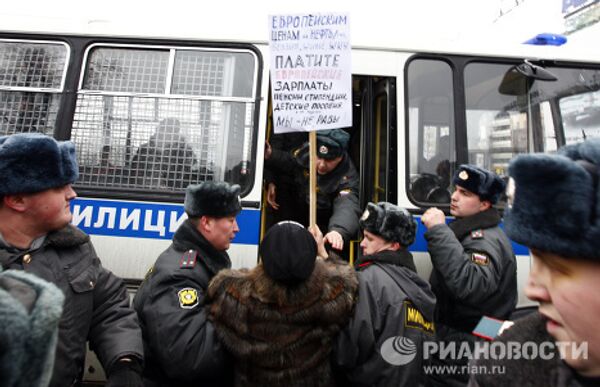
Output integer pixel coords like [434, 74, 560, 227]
[269, 14, 352, 133]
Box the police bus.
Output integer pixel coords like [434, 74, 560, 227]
[1, 3, 599, 381]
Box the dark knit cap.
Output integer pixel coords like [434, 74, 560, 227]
[184, 182, 242, 218]
[259, 221, 317, 285]
[452, 164, 506, 204]
[505, 138, 600, 260]
[359, 202, 417, 247]
[0, 133, 79, 195]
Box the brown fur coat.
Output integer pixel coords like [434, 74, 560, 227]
[207, 259, 358, 387]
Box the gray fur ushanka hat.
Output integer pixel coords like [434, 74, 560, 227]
[316, 129, 350, 160]
[0, 133, 79, 195]
[504, 138, 600, 260]
[452, 164, 506, 204]
[184, 182, 242, 218]
[359, 202, 417, 247]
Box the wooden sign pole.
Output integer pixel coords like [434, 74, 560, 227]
[309, 131, 317, 228]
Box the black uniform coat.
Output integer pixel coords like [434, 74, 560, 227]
[469, 312, 600, 387]
[268, 147, 361, 242]
[333, 249, 436, 387]
[0, 224, 143, 387]
[425, 208, 517, 386]
[426, 208, 517, 334]
[133, 219, 232, 387]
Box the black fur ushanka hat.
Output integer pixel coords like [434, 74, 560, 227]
[0, 133, 79, 195]
[359, 202, 417, 247]
[452, 164, 505, 204]
[184, 182, 242, 218]
[505, 138, 600, 260]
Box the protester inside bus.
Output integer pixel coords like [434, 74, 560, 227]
[130, 117, 197, 189]
[263, 131, 307, 228]
[0, 133, 144, 387]
[0, 267, 64, 387]
[470, 138, 600, 386]
[332, 201, 436, 386]
[206, 220, 357, 387]
[134, 181, 241, 387]
[265, 129, 361, 254]
[422, 164, 517, 387]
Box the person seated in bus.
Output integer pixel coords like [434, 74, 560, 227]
[133, 181, 241, 387]
[332, 202, 436, 386]
[130, 117, 197, 189]
[411, 135, 452, 204]
[0, 267, 64, 387]
[0, 133, 144, 387]
[207, 220, 358, 387]
[421, 165, 517, 387]
[265, 129, 361, 254]
[470, 137, 600, 386]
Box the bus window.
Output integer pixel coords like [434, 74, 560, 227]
[561, 89, 600, 143]
[464, 62, 531, 180]
[407, 59, 455, 205]
[71, 44, 258, 196]
[0, 40, 67, 135]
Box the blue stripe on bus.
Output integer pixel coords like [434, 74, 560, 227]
[70, 198, 260, 245]
[409, 215, 529, 256]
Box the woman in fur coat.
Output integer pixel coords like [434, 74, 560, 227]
[207, 220, 358, 387]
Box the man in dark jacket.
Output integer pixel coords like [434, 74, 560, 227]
[470, 138, 600, 387]
[422, 164, 517, 386]
[265, 129, 360, 253]
[134, 181, 241, 387]
[333, 202, 436, 387]
[0, 133, 144, 387]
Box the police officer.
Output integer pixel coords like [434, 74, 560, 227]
[266, 129, 360, 252]
[469, 138, 600, 386]
[422, 165, 517, 387]
[134, 181, 241, 387]
[0, 133, 144, 387]
[333, 202, 436, 386]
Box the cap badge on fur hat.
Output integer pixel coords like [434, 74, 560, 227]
[360, 209, 370, 221]
[319, 145, 329, 155]
[459, 170, 469, 180]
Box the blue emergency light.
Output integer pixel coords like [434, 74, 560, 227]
[523, 33, 567, 46]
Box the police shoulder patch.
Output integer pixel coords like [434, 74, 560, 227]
[178, 287, 199, 309]
[404, 300, 435, 335]
[471, 229, 484, 239]
[471, 252, 490, 266]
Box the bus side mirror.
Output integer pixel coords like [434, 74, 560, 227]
[499, 60, 557, 95]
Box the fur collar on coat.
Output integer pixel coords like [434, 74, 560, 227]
[207, 259, 358, 387]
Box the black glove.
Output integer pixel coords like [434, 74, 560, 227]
[105, 357, 143, 387]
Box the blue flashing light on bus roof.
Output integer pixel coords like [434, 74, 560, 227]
[523, 33, 567, 46]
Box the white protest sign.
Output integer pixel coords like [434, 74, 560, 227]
[269, 13, 352, 133]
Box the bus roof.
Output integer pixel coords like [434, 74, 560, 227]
[0, 0, 596, 63]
